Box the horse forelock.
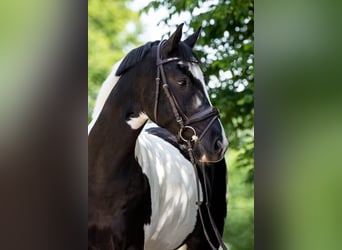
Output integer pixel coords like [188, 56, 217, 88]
[175, 41, 199, 63]
[115, 40, 199, 77]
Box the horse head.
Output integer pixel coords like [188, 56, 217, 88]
[116, 24, 228, 163]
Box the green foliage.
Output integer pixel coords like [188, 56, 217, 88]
[88, 0, 141, 121]
[225, 149, 254, 250]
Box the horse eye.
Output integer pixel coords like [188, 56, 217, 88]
[177, 80, 186, 86]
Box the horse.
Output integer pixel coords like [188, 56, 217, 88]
[88, 24, 228, 250]
[90, 73, 228, 249]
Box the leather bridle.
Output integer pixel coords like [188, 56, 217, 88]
[154, 40, 219, 147]
[154, 40, 228, 250]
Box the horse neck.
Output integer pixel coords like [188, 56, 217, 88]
[88, 76, 146, 190]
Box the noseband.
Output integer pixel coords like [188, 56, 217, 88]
[154, 40, 219, 146]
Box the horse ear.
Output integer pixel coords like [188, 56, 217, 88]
[163, 23, 184, 54]
[184, 26, 202, 48]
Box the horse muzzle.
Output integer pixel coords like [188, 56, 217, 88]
[194, 135, 228, 163]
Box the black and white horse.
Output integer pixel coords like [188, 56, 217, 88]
[88, 24, 228, 250]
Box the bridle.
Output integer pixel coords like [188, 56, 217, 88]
[154, 40, 228, 250]
[154, 40, 219, 147]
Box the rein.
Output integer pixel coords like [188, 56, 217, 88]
[154, 40, 228, 250]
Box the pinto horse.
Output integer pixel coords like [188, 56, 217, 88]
[88, 24, 228, 250]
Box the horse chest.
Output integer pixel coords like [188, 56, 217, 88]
[135, 132, 202, 250]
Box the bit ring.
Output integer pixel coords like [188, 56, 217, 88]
[179, 126, 198, 142]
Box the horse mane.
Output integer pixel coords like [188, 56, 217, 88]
[115, 41, 199, 76]
[116, 41, 157, 76]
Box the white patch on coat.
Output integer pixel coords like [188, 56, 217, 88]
[88, 59, 122, 134]
[126, 112, 148, 129]
[187, 62, 212, 105]
[194, 95, 203, 108]
[177, 245, 188, 250]
[135, 123, 202, 250]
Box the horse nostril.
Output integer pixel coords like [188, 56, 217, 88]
[214, 139, 223, 154]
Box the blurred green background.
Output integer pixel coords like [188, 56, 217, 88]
[88, 0, 254, 249]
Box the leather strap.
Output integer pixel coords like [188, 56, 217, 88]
[185, 107, 218, 126]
